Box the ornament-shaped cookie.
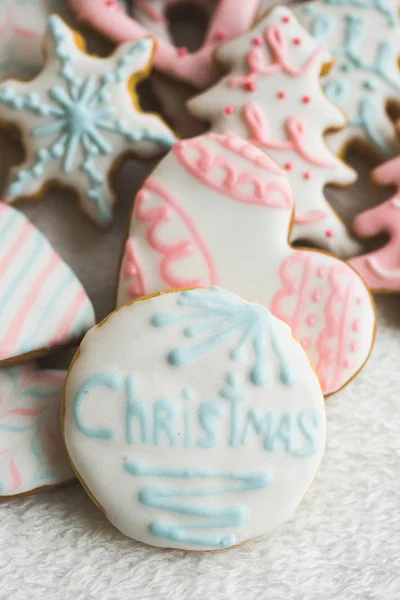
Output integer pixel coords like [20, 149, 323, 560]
[0, 364, 74, 499]
[0, 201, 95, 365]
[294, 0, 400, 157]
[117, 132, 376, 395]
[188, 6, 358, 257]
[63, 286, 326, 550]
[350, 152, 400, 292]
[0, 16, 176, 227]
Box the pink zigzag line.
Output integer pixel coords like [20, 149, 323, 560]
[135, 178, 217, 289]
[244, 102, 338, 169]
[174, 138, 292, 208]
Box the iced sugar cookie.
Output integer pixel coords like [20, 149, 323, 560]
[293, 0, 400, 157]
[117, 132, 376, 395]
[0, 363, 74, 499]
[70, 0, 261, 89]
[63, 286, 326, 551]
[0, 15, 176, 227]
[350, 151, 400, 292]
[188, 6, 359, 257]
[0, 201, 95, 365]
[0, 0, 61, 81]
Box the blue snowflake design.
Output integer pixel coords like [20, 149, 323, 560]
[301, 0, 400, 155]
[151, 286, 294, 387]
[0, 16, 176, 225]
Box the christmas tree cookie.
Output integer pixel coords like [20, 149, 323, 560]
[188, 6, 358, 257]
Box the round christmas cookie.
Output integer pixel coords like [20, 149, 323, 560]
[63, 286, 326, 551]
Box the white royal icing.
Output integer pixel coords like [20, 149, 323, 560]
[0, 15, 177, 227]
[116, 131, 376, 396]
[0, 201, 95, 364]
[0, 363, 74, 497]
[63, 286, 326, 551]
[293, 0, 400, 158]
[187, 6, 360, 257]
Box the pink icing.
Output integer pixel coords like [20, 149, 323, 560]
[124, 238, 147, 298]
[244, 103, 338, 168]
[350, 154, 400, 292]
[70, 0, 261, 88]
[228, 25, 324, 90]
[174, 136, 293, 208]
[135, 178, 217, 291]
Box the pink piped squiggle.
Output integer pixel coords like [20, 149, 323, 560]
[244, 103, 338, 168]
[294, 210, 329, 225]
[124, 239, 147, 299]
[174, 137, 292, 208]
[228, 25, 325, 90]
[135, 178, 217, 289]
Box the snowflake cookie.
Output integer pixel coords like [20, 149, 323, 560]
[0, 201, 95, 365]
[0, 0, 61, 81]
[0, 15, 176, 227]
[63, 286, 326, 550]
[293, 0, 400, 157]
[188, 6, 359, 257]
[0, 363, 74, 498]
[117, 132, 376, 396]
[350, 150, 400, 292]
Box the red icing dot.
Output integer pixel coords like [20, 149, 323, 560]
[356, 297, 363, 306]
[352, 319, 360, 332]
[325, 229, 335, 238]
[282, 16, 290, 24]
[215, 30, 225, 40]
[246, 81, 257, 92]
[350, 341, 358, 352]
[252, 36, 264, 46]
[306, 314, 316, 327]
[316, 267, 326, 278]
[293, 38, 302, 46]
[224, 105, 235, 115]
[284, 162, 293, 171]
[312, 288, 322, 302]
[344, 358, 352, 369]
[301, 339, 310, 349]
[302, 96, 311, 104]
[277, 91, 286, 99]
[178, 47, 188, 57]
[303, 171, 312, 180]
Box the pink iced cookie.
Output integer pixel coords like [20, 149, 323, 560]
[0, 201, 95, 365]
[188, 6, 360, 257]
[350, 152, 400, 292]
[0, 363, 74, 499]
[69, 0, 261, 88]
[117, 132, 376, 395]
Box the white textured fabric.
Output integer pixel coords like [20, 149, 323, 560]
[0, 138, 400, 597]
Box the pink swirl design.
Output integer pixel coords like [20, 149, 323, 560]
[228, 25, 325, 89]
[135, 178, 217, 289]
[174, 137, 293, 208]
[124, 238, 147, 299]
[244, 103, 338, 168]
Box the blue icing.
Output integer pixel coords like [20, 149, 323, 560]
[350, 96, 394, 155]
[324, 0, 397, 27]
[124, 461, 272, 548]
[152, 287, 294, 388]
[0, 16, 175, 226]
[325, 79, 352, 103]
[73, 373, 121, 439]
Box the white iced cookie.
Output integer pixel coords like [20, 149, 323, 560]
[117, 132, 376, 396]
[187, 6, 359, 257]
[293, 0, 400, 157]
[0, 0, 60, 82]
[0, 364, 74, 498]
[63, 286, 326, 551]
[0, 16, 176, 227]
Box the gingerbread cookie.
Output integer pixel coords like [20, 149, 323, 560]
[69, 0, 261, 89]
[0, 363, 74, 499]
[0, 0, 60, 81]
[0, 16, 176, 227]
[63, 286, 326, 550]
[293, 0, 400, 157]
[117, 132, 376, 396]
[187, 6, 359, 257]
[350, 150, 400, 292]
[0, 201, 95, 365]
